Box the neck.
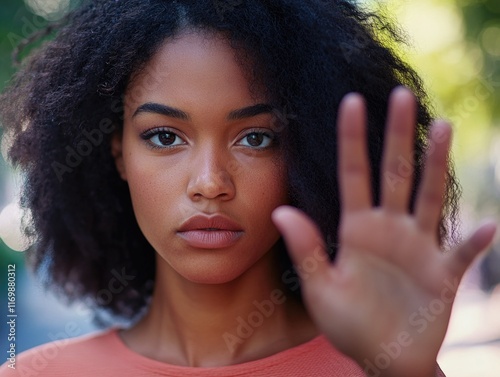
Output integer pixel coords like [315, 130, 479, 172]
[120, 250, 318, 367]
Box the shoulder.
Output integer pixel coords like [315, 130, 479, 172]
[0, 328, 120, 377]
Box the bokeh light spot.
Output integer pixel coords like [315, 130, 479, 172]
[481, 25, 500, 57]
[24, 0, 71, 21]
[0, 203, 32, 252]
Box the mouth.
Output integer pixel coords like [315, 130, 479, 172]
[177, 229, 244, 249]
[177, 214, 244, 249]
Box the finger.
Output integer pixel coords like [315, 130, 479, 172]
[381, 87, 417, 212]
[338, 93, 372, 213]
[415, 121, 452, 234]
[444, 221, 497, 278]
[272, 206, 331, 282]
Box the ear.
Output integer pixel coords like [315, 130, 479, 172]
[111, 131, 127, 181]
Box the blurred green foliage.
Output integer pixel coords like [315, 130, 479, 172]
[459, 0, 500, 122]
[0, 1, 36, 88]
[374, 0, 499, 158]
[0, 239, 24, 293]
[368, 0, 500, 228]
[1, 2, 33, 263]
[1, 1, 48, 210]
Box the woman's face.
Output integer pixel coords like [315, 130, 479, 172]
[113, 31, 288, 284]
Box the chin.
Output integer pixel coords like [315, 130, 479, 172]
[162, 249, 272, 286]
[154, 238, 281, 286]
[176, 264, 253, 285]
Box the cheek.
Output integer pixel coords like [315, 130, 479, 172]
[238, 158, 288, 227]
[248, 167, 287, 207]
[123, 151, 183, 239]
[261, 157, 288, 204]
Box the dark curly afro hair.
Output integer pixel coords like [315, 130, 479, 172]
[0, 0, 461, 324]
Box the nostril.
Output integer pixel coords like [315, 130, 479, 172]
[188, 171, 235, 200]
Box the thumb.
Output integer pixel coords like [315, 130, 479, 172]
[272, 206, 331, 282]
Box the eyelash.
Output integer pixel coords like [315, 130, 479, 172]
[140, 127, 278, 150]
[140, 127, 185, 150]
[238, 128, 277, 149]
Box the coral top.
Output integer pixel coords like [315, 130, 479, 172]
[1, 329, 445, 376]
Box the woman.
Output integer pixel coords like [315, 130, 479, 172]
[0, 1, 495, 376]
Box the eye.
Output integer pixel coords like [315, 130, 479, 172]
[141, 128, 186, 149]
[238, 131, 275, 148]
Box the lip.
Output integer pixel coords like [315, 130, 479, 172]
[177, 214, 244, 249]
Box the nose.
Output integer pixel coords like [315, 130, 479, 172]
[186, 147, 236, 202]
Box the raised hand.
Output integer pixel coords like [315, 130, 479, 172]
[272, 87, 497, 377]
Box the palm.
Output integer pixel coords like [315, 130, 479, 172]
[318, 211, 450, 375]
[272, 88, 496, 377]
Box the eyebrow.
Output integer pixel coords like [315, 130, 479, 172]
[133, 102, 275, 121]
[227, 103, 275, 120]
[133, 103, 190, 120]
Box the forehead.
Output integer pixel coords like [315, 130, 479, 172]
[124, 30, 265, 110]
